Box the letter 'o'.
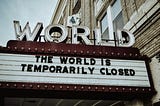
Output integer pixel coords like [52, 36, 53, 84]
[44, 24, 68, 43]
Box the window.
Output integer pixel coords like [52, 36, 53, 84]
[100, 13, 109, 40]
[97, 0, 124, 42]
[111, 0, 124, 33]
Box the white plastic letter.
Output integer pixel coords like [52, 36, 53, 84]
[94, 28, 102, 45]
[44, 24, 68, 43]
[117, 29, 135, 47]
[72, 26, 92, 45]
[13, 20, 43, 41]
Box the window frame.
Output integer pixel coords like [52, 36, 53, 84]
[96, 0, 124, 42]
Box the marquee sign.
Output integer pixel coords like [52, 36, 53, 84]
[0, 20, 155, 99]
[0, 40, 155, 97]
[0, 53, 150, 87]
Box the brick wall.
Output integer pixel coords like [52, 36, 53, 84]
[122, 0, 160, 57]
[121, 0, 146, 24]
[133, 13, 160, 57]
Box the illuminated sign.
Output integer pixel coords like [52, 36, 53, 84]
[0, 53, 150, 87]
[13, 21, 135, 47]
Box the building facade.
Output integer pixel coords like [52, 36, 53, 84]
[51, 0, 160, 105]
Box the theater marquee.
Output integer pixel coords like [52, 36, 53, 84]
[0, 53, 150, 87]
[0, 40, 155, 95]
[0, 21, 155, 99]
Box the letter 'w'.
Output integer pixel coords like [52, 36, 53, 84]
[13, 20, 43, 41]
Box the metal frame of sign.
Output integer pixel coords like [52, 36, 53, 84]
[0, 40, 156, 99]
